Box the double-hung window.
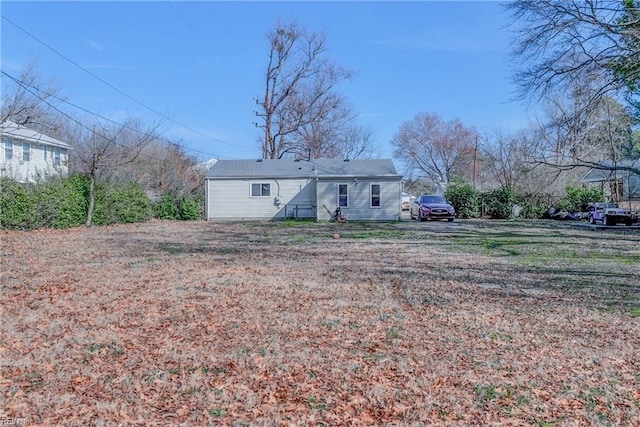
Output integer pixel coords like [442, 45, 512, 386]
[251, 182, 271, 197]
[54, 148, 61, 166]
[4, 139, 13, 160]
[338, 184, 349, 207]
[22, 142, 30, 162]
[370, 184, 381, 208]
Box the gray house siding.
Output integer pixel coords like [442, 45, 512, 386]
[316, 178, 402, 221]
[205, 158, 403, 221]
[205, 177, 315, 221]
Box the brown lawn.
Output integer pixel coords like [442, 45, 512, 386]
[1, 219, 639, 425]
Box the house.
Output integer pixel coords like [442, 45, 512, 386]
[205, 158, 404, 221]
[0, 120, 72, 182]
[581, 161, 640, 202]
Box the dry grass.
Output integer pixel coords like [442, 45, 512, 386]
[1, 219, 639, 425]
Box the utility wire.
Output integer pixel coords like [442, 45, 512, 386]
[1, 69, 230, 159]
[2, 70, 240, 163]
[166, 1, 253, 83]
[1, 14, 247, 151]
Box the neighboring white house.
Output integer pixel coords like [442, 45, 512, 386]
[205, 158, 404, 221]
[0, 120, 71, 182]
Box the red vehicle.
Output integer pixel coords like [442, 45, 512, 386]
[410, 195, 455, 222]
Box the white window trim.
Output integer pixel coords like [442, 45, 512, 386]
[338, 183, 349, 208]
[4, 139, 13, 160]
[250, 182, 271, 197]
[22, 142, 31, 162]
[370, 183, 381, 208]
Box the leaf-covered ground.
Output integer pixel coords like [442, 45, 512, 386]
[1, 219, 639, 425]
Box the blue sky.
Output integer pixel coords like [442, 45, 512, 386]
[1, 1, 532, 162]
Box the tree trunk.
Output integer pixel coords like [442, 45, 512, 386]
[85, 155, 96, 227]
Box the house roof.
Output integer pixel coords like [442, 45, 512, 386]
[0, 120, 72, 149]
[205, 158, 402, 179]
[581, 160, 640, 182]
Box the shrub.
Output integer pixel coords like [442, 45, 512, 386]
[179, 193, 202, 220]
[49, 174, 89, 228]
[445, 177, 480, 218]
[562, 186, 605, 212]
[481, 188, 517, 219]
[154, 192, 179, 220]
[0, 177, 35, 229]
[93, 182, 152, 225]
[515, 193, 549, 219]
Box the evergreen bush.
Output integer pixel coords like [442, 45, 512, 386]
[444, 177, 480, 218]
[481, 188, 517, 219]
[178, 193, 202, 220]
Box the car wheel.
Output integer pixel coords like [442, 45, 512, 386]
[447, 218, 454, 222]
[603, 215, 610, 226]
[589, 215, 595, 224]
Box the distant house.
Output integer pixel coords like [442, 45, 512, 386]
[581, 161, 640, 202]
[205, 158, 403, 221]
[0, 120, 71, 182]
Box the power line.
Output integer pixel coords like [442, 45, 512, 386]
[1, 69, 230, 159]
[1, 14, 248, 153]
[2, 70, 244, 165]
[166, 1, 253, 83]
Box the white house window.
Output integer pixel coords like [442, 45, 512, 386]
[43, 145, 48, 160]
[4, 139, 13, 160]
[54, 148, 61, 166]
[22, 142, 30, 162]
[251, 182, 271, 197]
[370, 184, 381, 208]
[338, 184, 349, 207]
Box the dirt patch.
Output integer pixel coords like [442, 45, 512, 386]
[1, 219, 639, 425]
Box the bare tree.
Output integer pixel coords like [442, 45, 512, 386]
[256, 20, 354, 159]
[532, 86, 639, 177]
[481, 128, 553, 194]
[506, 0, 640, 110]
[392, 112, 478, 183]
[70, 118, 164, 226]
[116, 139, 204, 200]
[1, 63, 68, 138]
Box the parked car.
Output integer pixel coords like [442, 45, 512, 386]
[588, 202, 633, 226]
[401, 192, 413, 211]
[410, 195, 455, 221]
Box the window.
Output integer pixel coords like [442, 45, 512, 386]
[44, 145, 48, 160]
[54, 148, 61, 166]
[370, 184, 381, 207]
[4, 139, 13, 160]
[338, 184, 349, 207]
[251, 182, 271, 197]
[22, 142, 30, 162]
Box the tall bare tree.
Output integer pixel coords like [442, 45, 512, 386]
[392, 112, 478, 183]
[481, 129, 543, 193]
[256, 20, 354, 159]
[532, 86, 639, 176]
[506, 0, 640, 110]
